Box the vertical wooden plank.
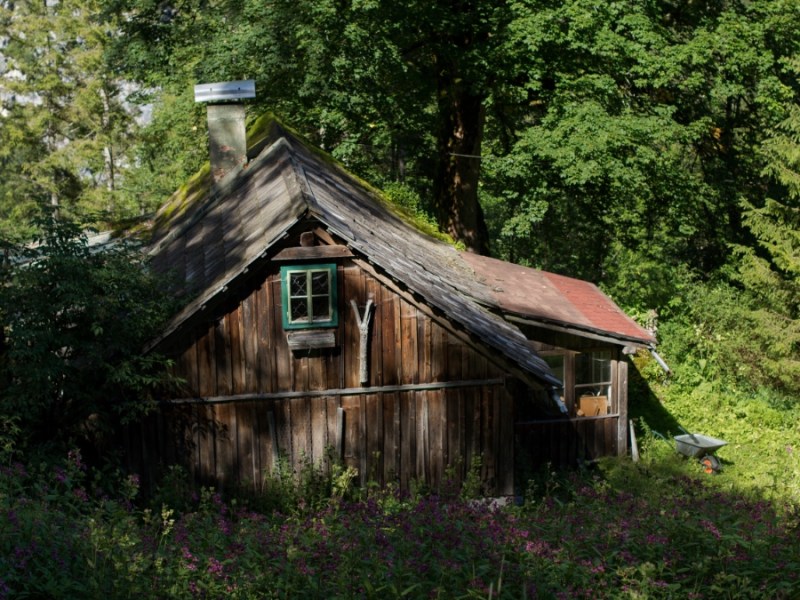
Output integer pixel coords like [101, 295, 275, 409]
[446, 389, 464, 480]
[498, 387, 514, 496]
[428, 390, 444, 491]
[431, 322, 447, 382]
[415, 391, 429, 484]
[581, 419, 592, 462]
[399, 391, 415, 491]
[271, 277, 291, 392]
[463, 389, 474, 475]
[215, 315, 233, 396]
[471, 388, 482, 478]
[187, 404, 200, 485]
[341, 396, 361, 480]
[332, 264, 346, 391]
[237, 401, 258, 491]
[177, 341, 199, 397]
[494, 386, 503, 495]
[594, 420, 606, 459]
[197, 324, 217, 397]
[605, 417, 616, 458]
[595, 419, 605, 460]
[276, 399, 292, 472]
[291, 398, 311, 475]
[447, 330, 462, 381]
[418, 312, 432, 383]
[367, 276, 383, 387]
[365, 393, 382, 484]
[310, 396, 329, 470]
[257, 280, 275, 394]
[241, 289, 258, 393]
[230, 306, 245, 395]
[324, 397, 338, 459]
[568, 419, 579, 465]
[382, 392, 399, 484]
[216, 404, 237, 489]
[308, 352, 327, 391]
[265, 406, 279, 476]
[214, 314, 234, 489]
[617, 360, 629, 457]
[199, 403, 216, 487]
[294, 353, 310, 392]
[400, 299, 418, 384]
[484, 386, 497, 494]
[359, 394, 368, 485]
[342, 265, 363, 389]
[335, 404, 345, 462]
[392, 296, 403, 385]
[378, 287, 397, 386]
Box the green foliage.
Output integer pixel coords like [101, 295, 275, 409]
[631, 339, 800, 502]
[2, 446, 799, 599]
[655, 280, 800, 397]
[0, 0, 142, 231]
[485, 0, 799, 288]
[0, 213, 176, 455]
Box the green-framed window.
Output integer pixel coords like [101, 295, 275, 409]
[280, 264, 338, 329]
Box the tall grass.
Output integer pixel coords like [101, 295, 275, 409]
[1, 444, 798, 599]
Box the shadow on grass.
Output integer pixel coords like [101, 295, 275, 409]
[627, 356, 683, 437]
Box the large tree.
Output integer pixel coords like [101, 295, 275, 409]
[481, 0, 800, 302]
[111, 0, 528, 253]
[0, 0, 138, 233]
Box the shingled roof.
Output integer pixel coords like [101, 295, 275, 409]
[460, 254, 656, 347]
[146, 117, 654, 404]
[145, 118, 563, 392]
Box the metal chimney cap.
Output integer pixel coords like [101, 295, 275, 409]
[194, 80, 256, 103]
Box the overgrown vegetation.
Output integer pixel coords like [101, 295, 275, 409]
[1, 436, 798, 599]
[0, 213, 176, 460]
[1, 1, 799, 596]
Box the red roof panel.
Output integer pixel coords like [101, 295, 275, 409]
[460, 253, 656, 346]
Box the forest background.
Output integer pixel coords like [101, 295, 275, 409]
[0, 0, 798, 480]
[1, 2, 800, 596]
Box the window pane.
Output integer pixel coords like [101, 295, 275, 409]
[312, 296, 330, 319]
[291, 298, 309, 321]
[576, 351, 611, 384]
[290, 272, 307, 297]
[311, 271, 329, 295]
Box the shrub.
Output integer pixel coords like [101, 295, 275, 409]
[0, 213, 176, 459]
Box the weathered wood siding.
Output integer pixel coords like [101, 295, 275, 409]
[514, 416, 620, 469]
[514, 360, 630, 470]
[128, 261, 516, 495]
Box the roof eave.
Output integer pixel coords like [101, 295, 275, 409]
[505, 313, 656, 349]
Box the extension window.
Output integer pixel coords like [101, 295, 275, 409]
[575, 350, 612, 417]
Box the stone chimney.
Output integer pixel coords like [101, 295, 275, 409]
[194, 80, 256, 183]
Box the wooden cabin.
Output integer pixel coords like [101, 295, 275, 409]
[126, 110, 655, 497]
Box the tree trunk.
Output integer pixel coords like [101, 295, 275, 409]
[433, 69, 490, 255]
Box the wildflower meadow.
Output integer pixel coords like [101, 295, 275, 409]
[1, 440, 798, 599]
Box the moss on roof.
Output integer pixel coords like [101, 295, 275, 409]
[148, 112, 457, 247]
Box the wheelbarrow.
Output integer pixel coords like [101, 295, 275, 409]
[674, 432, 727, 474]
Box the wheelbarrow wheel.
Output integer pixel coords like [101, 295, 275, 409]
[699, 454, 721, 474]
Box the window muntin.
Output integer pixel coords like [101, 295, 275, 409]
[281, 264, 338, 329]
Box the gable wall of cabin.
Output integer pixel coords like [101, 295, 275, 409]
[126, 259, 518, 496]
